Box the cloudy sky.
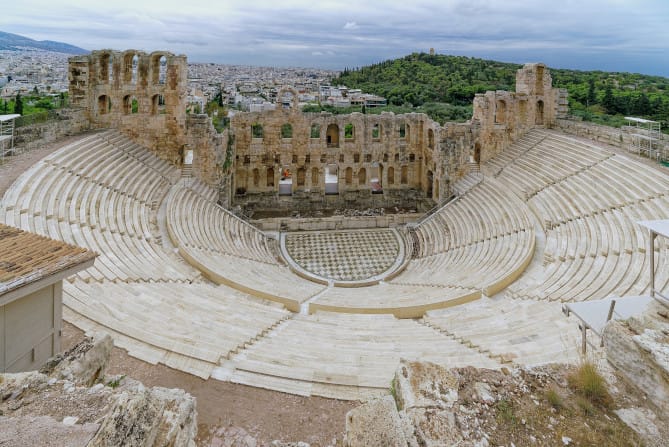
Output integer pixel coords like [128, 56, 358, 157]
[2, 0, 668, 76]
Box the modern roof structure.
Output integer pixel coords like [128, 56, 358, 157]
[0, 223, 96, 304]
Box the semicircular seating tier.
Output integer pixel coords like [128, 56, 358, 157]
[165, 186, 327, 312]
[484, 129, 669, 302]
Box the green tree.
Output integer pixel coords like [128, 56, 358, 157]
[602, 85, 616, 114]
[13, 93, 23, 115]
[587, 78, 596, 106]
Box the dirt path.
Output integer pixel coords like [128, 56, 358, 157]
[62, 322, 355, 447]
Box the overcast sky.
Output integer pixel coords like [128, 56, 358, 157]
[2, 0, 668, 76]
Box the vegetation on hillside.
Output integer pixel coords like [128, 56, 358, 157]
[3, 90, 68, 126]
[332, 52, 669, 130]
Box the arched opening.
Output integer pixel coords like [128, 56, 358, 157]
[358, 168, 367, 186]
[495, 99, 507, 124]
[535, 100, 544, 125]
[326, 124, 339, 147]
[151, 54, 167, 85]
[474, 142, 481, 163]
[252, 123, 264, 139]
[310, 123, 320, 138]
[252, 168, 260, 187]
[399, 123, 406, 138]
[281, 123, 292, 139]
[296, 167, 306, 187]
[394, 153, 399, 162]
[401, 166, 408, 184]
[235, 169, 247, 195]
[345, 167, 352, 185]
[123, 95, 132, 115]
[428, 129, 434, 149]
[123, 53, 139, 84]
[97, 95, 111, 115]
[131, 97, 139, 114]
[279, 167, 292, 195]
[434, 179, 439, 199]
[426, 170, 434, 198]
[372, 123, 381, 140]
[344, 123, 354, 140]
[406, 124, 411, 141]
[387, 166, 395, 185]
[152, 94, 166, 114]
[266, 167, 275, 188]
[371, 163, 382, 194]
[277, 87, 299, 109]
[311, 167, 319, 187]
[325, 165, 338, 194]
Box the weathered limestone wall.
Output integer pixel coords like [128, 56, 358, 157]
[69, 49, 188, 165]
[472, 63, 568, 163]
[185, 114, 228, 188]
[12, 109, 89, 152]
[229, 109, 459, 212]
[251, 212, 421, 231]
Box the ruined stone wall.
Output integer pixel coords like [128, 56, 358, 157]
[472, 63, 568, 163]
[13, 108, 89, 152]
[229, 110, 450, 212]
[185, 114, 229, 188]
[69, 50, 188, 165]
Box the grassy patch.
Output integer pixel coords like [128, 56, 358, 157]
[567, 362, 612, 408]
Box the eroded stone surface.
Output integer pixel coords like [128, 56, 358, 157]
[344, 396, 410, 447]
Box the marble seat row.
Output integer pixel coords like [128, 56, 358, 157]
[394, 230, 535, 296]
[1, 131, 198, 283]
[415, 178, 534, 258]
[423, 298, 581, 366]
[224, 311, 500, 399]
[63, 278, 290, 379]
[166, 186, 276, 264]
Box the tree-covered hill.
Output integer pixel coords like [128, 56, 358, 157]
[332, 52, 669, 129]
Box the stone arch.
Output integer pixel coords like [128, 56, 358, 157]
[281, 123, 293, 139]
[358, 168, 366, 185]
[151, 94, 165, 115]
[345, 167, 353, 185]
[326, 124, 339, 147]
[474, 142, 481, 163]
[277, 86, 299, 109]
[123, 52, 139, 84]
[401, 166, 408, 184]
[428, 129, 434, 149]
[151, 54, 167, 85]
[344, 123, 355, 140]
[399, 123, 406, 138]
[97, 95, 111, 115]
[495, 99, 507, 124]
[251, 123, 264, 139]
[311, 167, 319, 187]
[297, 167, 306, 187]
[310, 123, 321, 139]
[235, 168, 247, 194]
[266, 167, 275, 187]
[535, 100, 544, 125]
[372, 123, 381, 140]
[387, 166, 395, 185]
